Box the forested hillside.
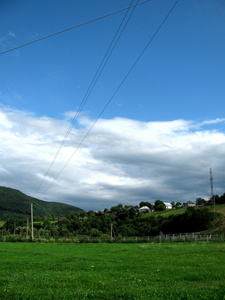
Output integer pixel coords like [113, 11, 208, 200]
[2, 204, 223, 238]
[1, 186, 225, 237]
[0, 186, 83, 220]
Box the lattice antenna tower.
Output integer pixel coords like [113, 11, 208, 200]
[210, 168, 214, 198]
[210, 168, 215, 212]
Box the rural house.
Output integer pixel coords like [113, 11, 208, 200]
[139, 206, 151, 213]
[185, 201, 196, 207]
[164, 202, 172, 210]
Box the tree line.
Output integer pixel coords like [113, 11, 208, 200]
[1, 197, 222, 238]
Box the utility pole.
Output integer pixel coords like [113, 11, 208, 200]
[110, 223, 116, 240]
[210, 168, 215, 212]
[110, 223, 113, 240]
[14, 220, 16, 236]
[26, 217, 29, 239]
[31, 200, 34, 241]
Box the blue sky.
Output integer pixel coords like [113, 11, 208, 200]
[0, 0, 225, 210]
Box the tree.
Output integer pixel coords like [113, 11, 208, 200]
[128, 207, 137, 219]
[110, 204, 123, 213]
[171, 201, 175, 209]
[175, 202, 182, 209]
[196, 198, 205, 206]
[154, 200, 166, 211]
[214, 195, 220, 205]
[219, 194, 225, 204]
[43, 216, 51, 230]
[3, 218, 15, 234]
[90, 228, 101, 237]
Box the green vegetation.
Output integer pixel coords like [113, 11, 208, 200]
[215, 203, 225, 215]
[1, 186, 225, 237]
[1, 206, 222, 238]
[0, 242, 224, 299]
[0, 186, 83, 220]
[141, 204, 225, 219]
[151, 202, 225, 217]
[141, 207, 187, 218]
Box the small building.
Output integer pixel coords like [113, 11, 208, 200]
[164, 202, 172, 210]
[203, 198, 211, 204]
[139, 206, 151, 213]
[186, 201, 196, 207]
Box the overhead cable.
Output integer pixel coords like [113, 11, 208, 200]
[34, 0, 139, 196]
[0, 0, 150, 56]
[43, 0, 180, 194]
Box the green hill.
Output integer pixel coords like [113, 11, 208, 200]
[0, 186, 84, 220]
[141, 204, 225, 219]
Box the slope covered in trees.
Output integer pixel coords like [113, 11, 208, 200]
[2, 204, 222, 238]
[0, 186, 83, 220]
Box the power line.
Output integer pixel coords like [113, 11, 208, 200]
[43, 0, 180, 195]
[34, 0, 140, 196]
[0, 0, 150, 56]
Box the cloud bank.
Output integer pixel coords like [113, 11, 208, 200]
[0, 105, 225, 210]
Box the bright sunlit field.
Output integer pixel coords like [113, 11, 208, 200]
[0, 242, 224, 299]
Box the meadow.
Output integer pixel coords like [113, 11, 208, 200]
[0, 242, 224, 299]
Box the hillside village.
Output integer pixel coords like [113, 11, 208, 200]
[1, 197, 225, 240]
[1, 187, 225, 239]
[95, 198, 214, 215]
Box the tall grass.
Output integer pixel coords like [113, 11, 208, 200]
[0, 242, 224, 299]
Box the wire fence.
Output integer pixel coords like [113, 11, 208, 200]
[0, 233, 224, 243]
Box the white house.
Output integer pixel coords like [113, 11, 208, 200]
[164, 202, 172, 210]
[139, 206, 151, 213]
[186, 201, 196, 207]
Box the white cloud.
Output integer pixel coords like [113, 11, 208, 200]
[8, 31, 16, 38]
[0, 105, 225, 210]
[198, 118, 225, 127]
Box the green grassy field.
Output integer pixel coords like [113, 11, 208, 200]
[0, 242, 224, 299]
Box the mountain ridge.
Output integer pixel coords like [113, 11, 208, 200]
[0, 186, 84, 220]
